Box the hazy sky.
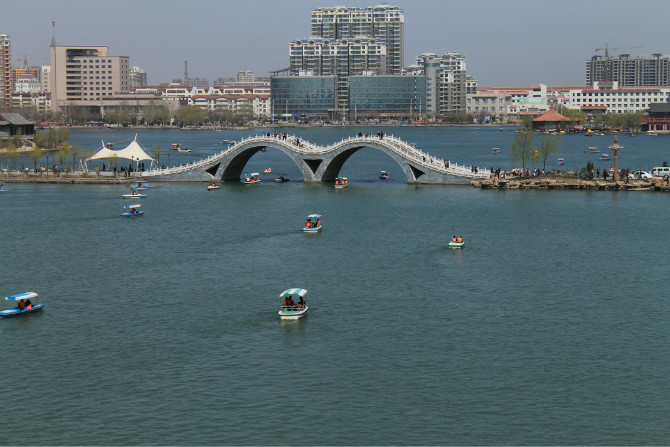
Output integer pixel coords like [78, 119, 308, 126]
[3, 0, 669, 87]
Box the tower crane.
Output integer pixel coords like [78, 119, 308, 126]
[594, 44, 643, 59]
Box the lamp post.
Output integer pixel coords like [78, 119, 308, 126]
[608, 136, 623, 182]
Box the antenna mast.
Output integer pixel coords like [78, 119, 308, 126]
[51, 19, 56, 47]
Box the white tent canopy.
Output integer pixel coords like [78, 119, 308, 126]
[86, 135, 154, 162]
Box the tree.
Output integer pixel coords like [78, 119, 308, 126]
[6, 144, 20, 171]
[70, 145, 82, 170]
[29, 145, 42, 171]
[175, 105, 207, 127]
[511, 129, 535, 171]
[536, 134, 562, 172]
[57, 144, 71, 170]
[520, 115, 535, 129]
[152, 144, 163, 168]
[558, 106, 586, 126]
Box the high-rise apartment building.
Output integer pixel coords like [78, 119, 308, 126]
[130, 66, 147, 88]
[0, 33, 11, 109]
[289, 37, 387, 77]
[586, 53, 669, 87]
[311, 5, 404, 74]
[410, 52, 469, 117]
[49, 45, 129, 112]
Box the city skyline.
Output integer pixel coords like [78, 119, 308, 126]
[2, 0, 669, 87]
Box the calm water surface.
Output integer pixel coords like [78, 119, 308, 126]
[1, 128, 668, 445]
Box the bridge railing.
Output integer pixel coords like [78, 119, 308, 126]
[142, 133, 490, 180]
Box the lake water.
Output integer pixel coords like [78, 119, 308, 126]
[1, 127, 669, 445]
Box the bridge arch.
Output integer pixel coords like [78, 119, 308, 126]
[142, 135, 490, 184]
[213, 139, 318, 182]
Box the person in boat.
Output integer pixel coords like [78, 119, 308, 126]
[18, 299, 26, 310]
[457, 236, 463, 243]
[131, 208, 138, 214]
[296, 297, 305, 311]
[25, 299, 33, 310]
[316, 219, 321, 227]
[132, 191, 138, 195]
[283, 296, 295, 310]
[305, 221, 311, 228]
[210, 183, 216, 187]
[452, 235, 457, 242]
[335, 179, 339, 185]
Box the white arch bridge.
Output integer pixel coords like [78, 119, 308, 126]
[142, 134, 490, 184]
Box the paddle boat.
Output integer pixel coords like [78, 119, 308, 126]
[334, 177, 348, 188]
[264, 167, 272, 174]
[599, 154, 609, 160]
[274, 174, 289, 183]
[131, 181, 151, 190]
[243, 173, 261, 184]
[0, 182, 8, 192]
[171, 143, 181, 150]
[303, 214, 322, 232]
[207, 183, 220, 190]
[380, 170, 389, 179]
[1, 292, 43, 318]
[584, 146, 599, 153]
[448, 236, 465, 248]
[557, 158, 565, 165]
[177, 147, 191, 153]
[278, 288, 309, 320]
[120, 204, 143, 217]
[122, 191, 146, 198]
[491, 147, 500, 154]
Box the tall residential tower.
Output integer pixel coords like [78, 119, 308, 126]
[0, 33, 11, 109]
[311, 5, 404, 74]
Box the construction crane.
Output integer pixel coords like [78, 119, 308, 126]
[15, 56, 49, 67]
[594, 44, 643, 59]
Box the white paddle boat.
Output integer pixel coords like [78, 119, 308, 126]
[278, 288, 309, 320]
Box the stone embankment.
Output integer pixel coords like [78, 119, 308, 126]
[473, 176, 670, 192]
[1, 172, 135, 184]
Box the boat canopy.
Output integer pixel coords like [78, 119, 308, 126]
[305, 214, 321, 220]
[380, 170, 389, 174]
[124, 203, 142, 209]
[279, 288, 308, 298]
[6, 292, 38, 301]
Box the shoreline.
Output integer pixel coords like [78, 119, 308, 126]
[2, 172, 669, 191]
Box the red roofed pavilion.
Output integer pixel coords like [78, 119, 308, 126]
[532, 106, 578, 131]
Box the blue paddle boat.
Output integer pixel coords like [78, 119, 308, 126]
[0, 182, 9, 192]
[1, 292, 43, 317]
[121, 204, 143, 217]
[380, 170, 389, 179]
[131, 181, 151, 190]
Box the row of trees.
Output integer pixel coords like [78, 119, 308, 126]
[511, 130, 563, 172]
